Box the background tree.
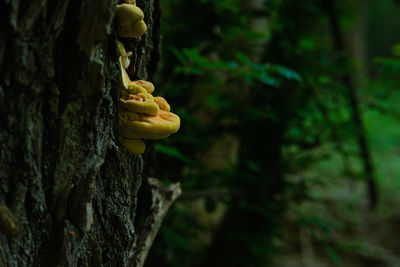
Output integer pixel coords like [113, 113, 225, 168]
[147, 0, 400, 266]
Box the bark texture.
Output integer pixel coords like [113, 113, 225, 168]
[0, 0, 162, 265]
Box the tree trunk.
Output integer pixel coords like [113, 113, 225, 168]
[326, 0, 378, 209]
[200, 2, 288, 266]
[0, 0, 165, 266]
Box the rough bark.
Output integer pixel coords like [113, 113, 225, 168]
[0, 0, 164, 266]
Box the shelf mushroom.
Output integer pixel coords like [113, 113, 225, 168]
[153, 96, 170, 111]
[118, 103, 181, 154]
[116, 42, 180, 155]
[117, 42, 153, 97]
[119, 93, 159, 116]
[119, 137, 146, 154]
[115, 2, 147, 38]
[131, 80, 155, 94]
[118, 109, 180, 140]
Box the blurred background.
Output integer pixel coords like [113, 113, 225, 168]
[146, 0, 400, 266]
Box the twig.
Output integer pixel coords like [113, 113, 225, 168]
[129, 178, 181, 267]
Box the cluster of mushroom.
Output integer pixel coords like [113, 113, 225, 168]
[115, 1, 180, 154]
[115, 0, 147, 38]
[117, 42, 180, 154]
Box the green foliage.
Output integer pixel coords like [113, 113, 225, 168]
[173, 47, 301, 86]
[155, 144, 195, 165]
[325, 247, 342, 265]
[148, 0, 400, 266]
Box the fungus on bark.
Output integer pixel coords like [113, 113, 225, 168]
[119, 137, 146, 154]
[115, 2, 147, 38]
[132, 80, 155, 94]
[119, 93, 159, 116]
[154, 96, 170, 111]
[118, 41, 133, 68]
[118, 109, 180, 140]
[116, 42, 180, 154]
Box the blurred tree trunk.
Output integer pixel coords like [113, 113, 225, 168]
[326, 0, 378, 210]
[0, 0, 163, 266]
[200, 1, 288, 266]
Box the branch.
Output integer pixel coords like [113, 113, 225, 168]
[129, 178, 181, 267]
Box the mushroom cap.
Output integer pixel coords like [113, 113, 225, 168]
[154, 96, 170, 112]
[124, 0, 136, 4]
[119, 136, 145, 154]
[118, 109, 180, 139]
[115, 4, 147, 38]
[118, 20, 147, 38]
[127, 83, 147, 95]
[115, 4, 144, 24]
[132, 80, 155, 94]
[119, 93, 159, 116]
[118, 108, 140, 125]
[122, 20, 147, 38]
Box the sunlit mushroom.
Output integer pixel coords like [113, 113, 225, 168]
[119, 93, 159, 116]
[132, 80, 155, 94]
[119, 136, 146, 154]
[154, 96, 170, 112]
[116, 37, 179, 155]
[118, 109, 180, 139]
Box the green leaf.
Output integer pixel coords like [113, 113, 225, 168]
[170, 47, 186, 63]
[274, 65, 302, 81]
[318, 75, 332, 84]
[325, 247, 341, 265]
[236, 52, 250, 64]
[392, 43, 400, 56]
[260, 72, 277, 86]
[155, 144, 195, 165]
[245, 160, 261, 173]
[297, 37, 316, 51]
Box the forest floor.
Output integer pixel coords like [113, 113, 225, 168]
[274, 108, 400, 267]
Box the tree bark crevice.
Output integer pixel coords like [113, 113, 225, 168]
[0, 0, 163, 266]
